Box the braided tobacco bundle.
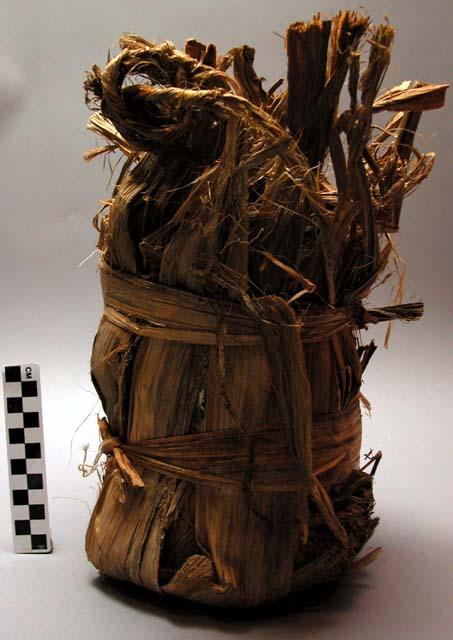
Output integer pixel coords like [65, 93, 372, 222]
[82, 11, 447, 608]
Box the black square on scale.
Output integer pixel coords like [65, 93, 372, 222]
[21, 381, 38, 397]
[31, 535, 47, 550]
[9, 428, 25, 444]
[29, 504, 45, 519]
[27, 474, 43, 490]
[12, 489, 29, 505]
[23, 412, 40, 429]
[7, 397, 23, 413]
[25, 443, 41, 459]
[15, 520, 31, 535]
[5, 366, 21, 382]
[10, 459, 27, 475]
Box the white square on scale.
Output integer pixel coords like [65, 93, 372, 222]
[13, 505, 29, 519]
[22, 397, 41, 412]
[28, 490, 46, 505]
[10, 475, 28, 490]
[6, 415, 24, 429]
[24, 429, 42, 444]
[8, 443, 26, 458]
[26, 459, 43, 473]
[14, 536, 32, 553]
[4, 382, 21, 396]
[30, 520, 49, 535]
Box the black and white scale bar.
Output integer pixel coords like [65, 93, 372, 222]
[2, 364, 52, 553]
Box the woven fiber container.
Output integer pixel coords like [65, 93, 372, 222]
[81, 11, 447, 608]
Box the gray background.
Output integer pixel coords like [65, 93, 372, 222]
[0, 1, 451, 638]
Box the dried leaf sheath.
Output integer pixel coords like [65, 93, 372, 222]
[82, 11, 447, 607]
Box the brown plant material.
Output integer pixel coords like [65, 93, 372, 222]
[82, 10, 447, 608]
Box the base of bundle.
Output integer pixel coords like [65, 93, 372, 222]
[87, 468, 378, 609]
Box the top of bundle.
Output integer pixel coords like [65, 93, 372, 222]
[83, 11, 448, 312]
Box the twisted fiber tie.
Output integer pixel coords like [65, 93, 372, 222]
[98, 397, 362, 493]
[99, 257, 423, 347]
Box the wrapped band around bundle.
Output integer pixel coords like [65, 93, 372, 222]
[99, 257, 424, 347]
[97, 397, 361, 493]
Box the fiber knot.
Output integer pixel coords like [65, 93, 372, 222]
[101, 436, 122, 455]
